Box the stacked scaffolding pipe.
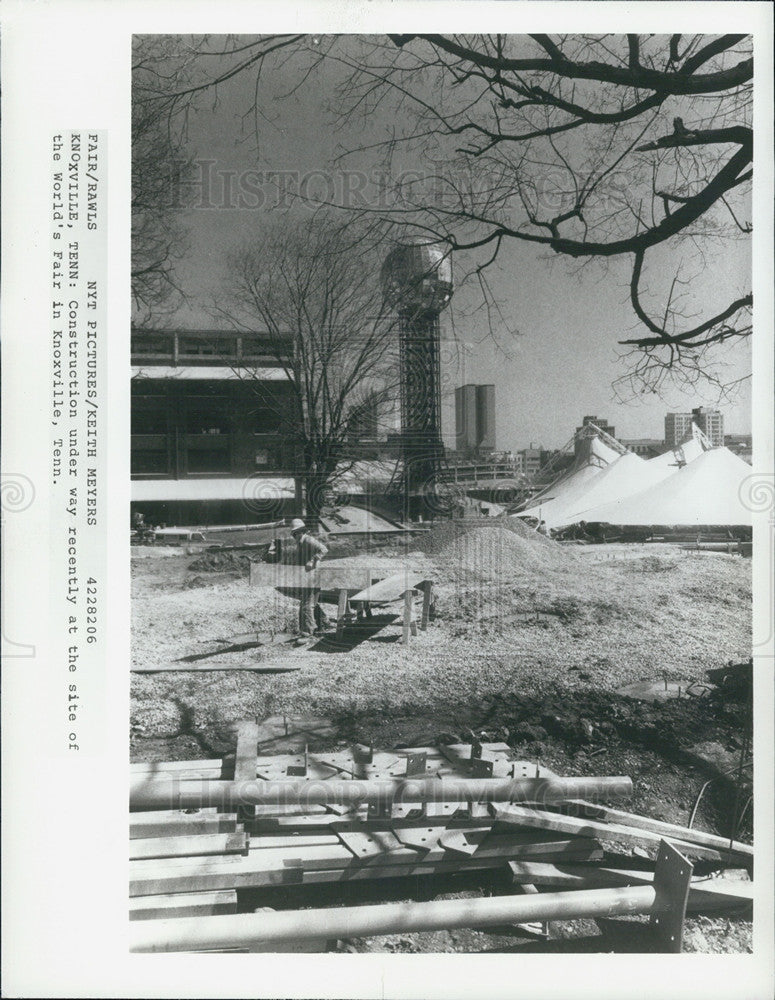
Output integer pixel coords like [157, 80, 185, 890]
[129, 775, 634, 813]
[131, 884, 660, 952]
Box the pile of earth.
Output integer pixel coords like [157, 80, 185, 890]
[416, 518, 570, 582]
[187, 549, 252, 573]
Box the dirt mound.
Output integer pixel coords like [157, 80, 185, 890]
[188, 550, 251, 573]
[418, 519, 570, 582]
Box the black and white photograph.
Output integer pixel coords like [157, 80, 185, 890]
[128, 33, 758, 955]
[1, 4, 773, 998]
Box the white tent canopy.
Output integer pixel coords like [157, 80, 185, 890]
[513, 423, 749, 530]
[519, 451, 674, 530]
[517, 434, 622, 525]
[574, 447, 753, 527]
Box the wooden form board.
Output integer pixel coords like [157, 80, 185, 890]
[130, 813, 240, 840]
[131, 661, 303, 674]
[494, 804, 747, 864]
[350, 571, 430, 605]
[560, 800, 754, 859]
[234, 720, 260, 784]
[129, 890, 238, 922]
[130, 743, 528, 785]
[248, 563, 378, 592]
[130, 832, 248, 861]
[507, 861, 754, 911]
[131, 854, 586, 898]
[130, 836, 602, 896]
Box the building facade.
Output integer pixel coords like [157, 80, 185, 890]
[455, 384, 496, 456]
[574, 416, 616, 458]
[665, 407, 724, 448]
[519, 446, 543, 478]
[691, 407, 724, 447]
[620, 438, 666, 458]
[576, 415, 616, 438]
[131, 327, 300, 524]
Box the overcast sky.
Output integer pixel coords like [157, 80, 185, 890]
[156, 36, 752, 451]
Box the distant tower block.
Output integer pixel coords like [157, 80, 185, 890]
[456, 384, 496, 456]
[381, 240, 453, 511]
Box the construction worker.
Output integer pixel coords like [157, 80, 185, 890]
[288, 518, 330, 642]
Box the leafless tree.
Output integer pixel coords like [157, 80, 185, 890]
[325, 34, 753, 392]
[132, 34, 754, 390]
[216, 216, 402, 525]
[131, 34, 303, 315]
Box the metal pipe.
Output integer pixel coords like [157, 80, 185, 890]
[129, 775, 633, 813]
[130, 884, 657, 952]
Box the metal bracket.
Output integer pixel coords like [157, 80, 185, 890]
[286, 743, 308, 777]
[404, 751, 427, 777]
[470, 756, 494, 777]
[438, 830, 480, 856]
[394, 825, 444, 852]
[368, 799, 394, 820]
[336, 828, 404, 860]
[352, 743, 373, 764]
[650, 840, 693, 952]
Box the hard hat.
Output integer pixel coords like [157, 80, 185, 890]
[289, 518, 306, 532]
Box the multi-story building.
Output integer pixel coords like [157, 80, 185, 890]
[665, 407, 724, 448]
[455, 384, 496, 456]
[620, 438, 666, 458]
[574, 416, 616, 457]
[664, 412, 694, 448]
[691, 407, 724, 447]
[576, 415, 616, 439]
[131, 326, 302, 525]
[131, 325, 408, 524]
[519, 446, 543, 479]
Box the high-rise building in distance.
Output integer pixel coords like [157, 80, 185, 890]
[665, 407, 724, 448]
[576, 415, 616, 439]
[574, 415, 616, 457]
[455, 384, 496, 455]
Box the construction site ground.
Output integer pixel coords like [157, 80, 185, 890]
[131, 521, 753, 953]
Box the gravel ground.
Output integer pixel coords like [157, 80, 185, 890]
[130, 524, 752, 954]
[132, 528, 750, 739]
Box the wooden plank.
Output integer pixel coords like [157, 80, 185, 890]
[252, 803, 329, 817]
[130, 832, 248, 861]
[335, 588, 348, 641]
[132, 662, 303, 674]
[130, 744, 515, 786]
[420, 581, 433, 630]
[507, 861, 753, 906]
[350, 571, 429, 605]
[494, 805, 744, 863]
[249, 563, 375, 593]
[590, 866, 754, 905]
[402, 589, 413, 644]
[130, 761, 224, 775]
[234, 720, 260, 784]
[130, 814, 239, 840]
[560, 800, 754, 858]
[132, 832, 600, 881]
[129, 891, 238, 921]
[130, 845, 601, 896]
[128, 766, 225, 782]
[508, 862, 753, 912]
